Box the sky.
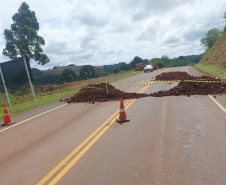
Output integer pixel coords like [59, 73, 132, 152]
[0, 0, 225, 70]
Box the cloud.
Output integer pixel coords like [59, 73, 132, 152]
[72, 12, 109, 27]
[131, 0, 198, 22]
[66, 1, 110, 28]
[69, 53, 94, 63]
[163, 37, 181, 44]
[0, 0, 225, 69]
[183, 30, 205, 41]
[110, 24, 131, 33]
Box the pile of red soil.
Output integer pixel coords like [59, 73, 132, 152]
[151, 72, 225, 97]
[155, 71, 214, 81]
[64, 83, 149, 103]
[63, 72, 226, 101]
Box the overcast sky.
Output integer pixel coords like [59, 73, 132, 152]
[0, 0, 225, 70]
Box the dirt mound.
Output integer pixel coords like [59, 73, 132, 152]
[150, 82, 226, 97]
[155, 71, 214, 81]
[64, 83, 149, 103]
[151, 72, 224, 97]
[63, 72, 226, 101]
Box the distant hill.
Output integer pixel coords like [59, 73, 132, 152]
[41, 66, 103, 75]
[199, 34, 226, 69]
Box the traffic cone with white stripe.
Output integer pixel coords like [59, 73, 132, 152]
[116, 98, 130, 123]
[1, 104, 15, 126]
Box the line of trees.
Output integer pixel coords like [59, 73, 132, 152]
[30, 65, 110, 86]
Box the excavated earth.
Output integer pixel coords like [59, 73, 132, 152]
[155, 71, 212, 81]
[150, 71, 226, 97]
[64, 83, 149, 103]
[63, 71, 226, 103]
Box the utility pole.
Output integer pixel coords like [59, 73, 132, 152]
[0, 65, 12, 111]
[23, 58, 37, 105]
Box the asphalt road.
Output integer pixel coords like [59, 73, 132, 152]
[0, 67, 226, 185]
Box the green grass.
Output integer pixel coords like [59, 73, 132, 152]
[194, 63, 226, 78]
[0, 89, 79, 120]
[0, 70, 142, 120]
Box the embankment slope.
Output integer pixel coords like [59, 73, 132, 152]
[200, 34, 226, 68]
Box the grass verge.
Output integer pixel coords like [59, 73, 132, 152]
[193, 63, 226, 78]
[0, 70, 142, 120]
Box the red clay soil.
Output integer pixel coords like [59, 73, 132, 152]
[155, 71, 213, 81]
[150, 72, 225, 97]
[63, 71, 226, 102]
[64, 83, 149, 103]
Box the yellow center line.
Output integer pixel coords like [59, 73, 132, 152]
[48, 84, 151, 185]
[37, 85, 148, 185]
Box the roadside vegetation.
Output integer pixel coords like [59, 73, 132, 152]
[194, 64, 226, 78]
[195, 11, 226, 77]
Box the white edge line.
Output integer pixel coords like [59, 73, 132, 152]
[186, 66, 226, 113]
[185, 67, 189, 74]
[185, 67, 226, 114]
[208, 95, 226, 114]
[0, 103, 68, 133]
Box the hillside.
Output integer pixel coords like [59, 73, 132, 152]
[41, 66, 103, 75]
[200, 34, 226, 69]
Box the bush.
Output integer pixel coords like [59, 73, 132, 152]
[14, 89, 23, 96]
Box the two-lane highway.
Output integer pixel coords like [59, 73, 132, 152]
[0, 67, 226, 185]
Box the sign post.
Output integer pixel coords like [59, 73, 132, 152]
[23, 58, 37, 105]
[0, 65, 12, 111]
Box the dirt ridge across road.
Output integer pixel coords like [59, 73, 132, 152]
[64, 71, 226, 102]
[150, 71, 226, 97]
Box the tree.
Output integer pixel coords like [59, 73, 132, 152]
[223, 12, 226, 34]
[34, 74, 61, 85]
[200, 28, 221, 50]
[178, 56, 185, 61]
[120, 64, 130, 71]
[59, 68, 77, 83]
[31, 68, 42, 76]
[130, 56, 143, 69]
[2, 2, 49, 65]
[133, 56, 143, 63]
[79, 65, 96, 80]
[130, 61, 136, 69]
[95, 68, 108, 77]
[113, 68, 120, 74]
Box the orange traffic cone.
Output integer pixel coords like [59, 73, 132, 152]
[116, 98, 130, 123]
[1, 104, 15, 126]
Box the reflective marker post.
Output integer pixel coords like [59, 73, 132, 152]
[23, 58, 37, 105]
[0, 65, 12, 111]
